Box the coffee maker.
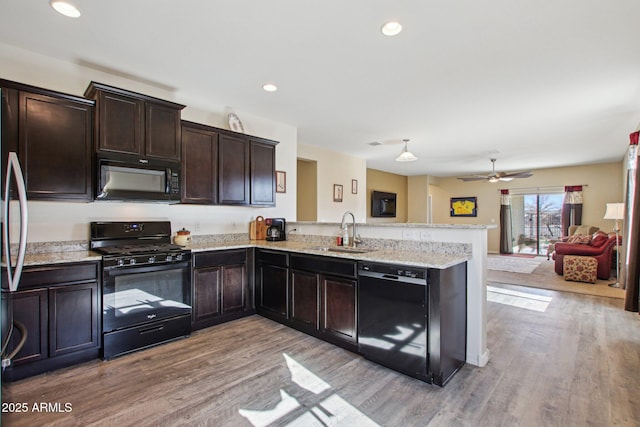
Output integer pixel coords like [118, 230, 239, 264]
[266, 218, 286, 241]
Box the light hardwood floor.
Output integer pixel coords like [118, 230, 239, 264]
[2, 285, 640, 426]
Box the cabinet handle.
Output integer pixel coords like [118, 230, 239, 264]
[139, 325, 165, 335]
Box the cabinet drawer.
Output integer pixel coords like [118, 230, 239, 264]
[194, 249, 246, 268]
[290, 254, 356, 278]
[19, 262, 99, 289]
[256, 250, 288, 267]
[103, 314, 191, 360]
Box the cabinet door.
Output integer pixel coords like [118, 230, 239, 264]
[250, 140, 276, 206]
[97, 91, 144, 156]
[8, 289, 48, 365]
[257, 264, 288, 319]
[145, 102, 181, 161]
[218, 134, 249, 205]
[290, 270, 319, 329]
[193, 267, 222, 326]
[181, 124, 218, 204]
[18, 91, 93, 201]
[48, 282, 100, 358]
[222, 264, 247, 313]
[321, 276, 357, 343]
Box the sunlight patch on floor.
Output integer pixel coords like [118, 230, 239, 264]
[487, 285, 552, 312]
[239, 353, 380, 427]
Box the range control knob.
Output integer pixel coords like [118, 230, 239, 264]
[176, 253, 183, 261]
[130, 258, 137, 265]
[117, 259, 125, 267]
[166, 255, 173, 262]
[148, 256, 156, 264]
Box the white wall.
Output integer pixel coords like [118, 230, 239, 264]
[1, 42, 298, 243]
[296, 143, 367, 223]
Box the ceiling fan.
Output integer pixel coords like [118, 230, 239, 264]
[457, 158, 533, 183]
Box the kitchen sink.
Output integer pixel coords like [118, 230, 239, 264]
[305, 246, 374, 254]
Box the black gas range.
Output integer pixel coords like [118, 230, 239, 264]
[91, 221, 191, 267]
[90, 221, 192, 360]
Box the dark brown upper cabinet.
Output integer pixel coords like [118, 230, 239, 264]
[84, 82, 185, 161]
[180, 120, 278, 206]
[1, 79, 94, 201]
[218, 133, 250, 205]
[250, 140, 276, 206]
[181, 121, 218, 204]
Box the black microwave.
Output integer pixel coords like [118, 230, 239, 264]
[96, 157, 181, 202]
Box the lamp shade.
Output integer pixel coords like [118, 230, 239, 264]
[603, 202, 625, 220]
[395, 139, 417, 162]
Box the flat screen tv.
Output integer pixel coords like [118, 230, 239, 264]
[371, 191, 397, 217]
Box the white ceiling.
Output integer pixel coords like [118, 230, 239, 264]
[2, 0, 640, 177]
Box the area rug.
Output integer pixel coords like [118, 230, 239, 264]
[487, 258, 626, 299]
[487, 254, 543, 274]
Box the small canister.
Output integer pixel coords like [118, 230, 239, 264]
[174, 227, 192, 246]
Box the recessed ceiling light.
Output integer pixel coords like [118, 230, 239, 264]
[262, 83, 278, 92]
[50, 0, 81, 18]
[381, 21, 402, 36]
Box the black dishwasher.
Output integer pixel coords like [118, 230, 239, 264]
[357, 262, 431, 383]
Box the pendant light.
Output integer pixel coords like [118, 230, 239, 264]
[395, 139, 417, 162]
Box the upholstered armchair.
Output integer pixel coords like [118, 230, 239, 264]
[546, 225, 600, 259]
[552, 231, 618, 279]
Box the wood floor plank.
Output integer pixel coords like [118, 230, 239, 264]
[2, 286, 640, 427]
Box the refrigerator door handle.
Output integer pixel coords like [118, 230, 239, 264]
[3, 152, 28, 292]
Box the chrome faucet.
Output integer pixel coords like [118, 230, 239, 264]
[340, 211, 362, 247]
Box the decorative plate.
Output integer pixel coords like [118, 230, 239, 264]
[228, 113, 245, 133]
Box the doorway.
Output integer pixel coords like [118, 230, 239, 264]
[296, 159, 318, 221]
[511, 193, 563, 255]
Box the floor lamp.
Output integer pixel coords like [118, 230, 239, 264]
[604, 202, 625, 288]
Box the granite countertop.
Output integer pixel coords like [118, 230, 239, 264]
[169, 240, 469, 269]
[13, 251, 103, 267]
[11, 240, 469, 270]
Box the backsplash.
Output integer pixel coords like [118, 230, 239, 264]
[10, 232, 470, 257]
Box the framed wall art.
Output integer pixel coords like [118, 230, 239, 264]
[450, 196, 477, 217]
[351, 179, 358, 194]
[276, 170, 286, 193]
[333, 184, 343, 202]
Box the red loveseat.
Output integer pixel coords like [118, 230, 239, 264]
[552, 231, 619, 280]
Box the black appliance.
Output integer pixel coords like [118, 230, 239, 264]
[90, 221, 191, 359]
[358, 261, 467, 386]
[266, 218, 286, 241]
[96, 155, 180, 203]
[358, 262, 430, 382]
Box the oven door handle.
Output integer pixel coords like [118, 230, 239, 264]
[103, 261, 191, 276]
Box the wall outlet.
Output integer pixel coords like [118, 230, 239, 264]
[402, 229, 419, 240]
[420, 230, 432, 241]
[194, 221, 200, 232]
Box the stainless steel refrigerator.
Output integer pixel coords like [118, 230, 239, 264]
[1, 145, 30, 368]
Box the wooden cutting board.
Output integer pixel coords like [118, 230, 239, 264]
[249, 216, 267, 240]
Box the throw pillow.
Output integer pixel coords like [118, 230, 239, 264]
[567, 235, 591, 245]
[574, 225, 593, 235]
[590, 232, 608, 247]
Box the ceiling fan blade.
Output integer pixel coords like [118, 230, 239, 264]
[457, 176, 490, 181]
[501, 171, 533, 179]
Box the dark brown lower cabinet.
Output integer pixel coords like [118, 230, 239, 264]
[2, 262, 101, 382]
[287, 254, 357, 350]
[8, 289, 48, 365]
[290, 270, 319, 330]
[48, 282, 100, 358]
[255, 249, 289, 321]
[320, 275, 357, 344]
[192, 249, 252, 330]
